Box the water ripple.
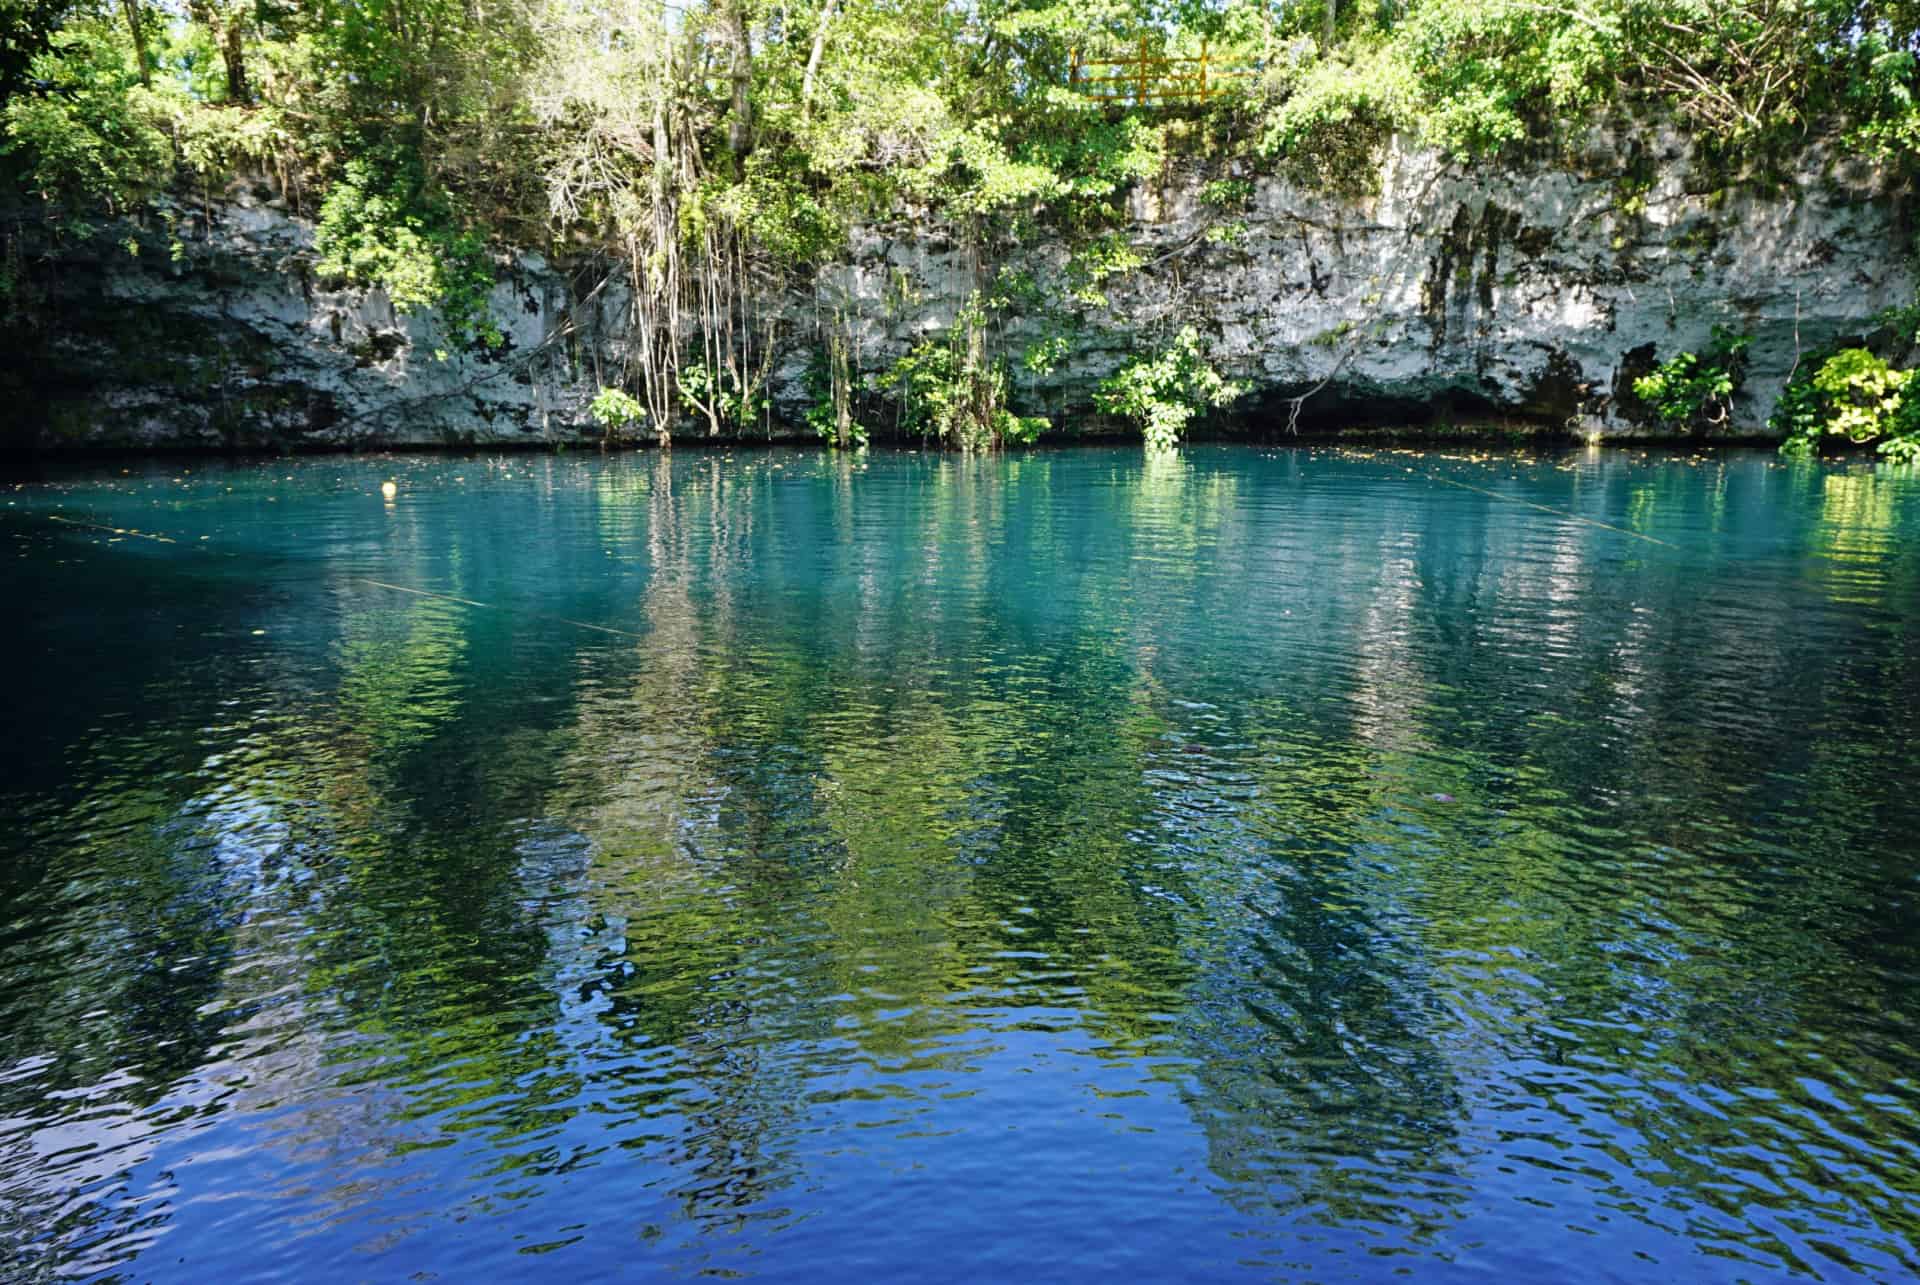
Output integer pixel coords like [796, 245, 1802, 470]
[1, 447, 1917, 1280]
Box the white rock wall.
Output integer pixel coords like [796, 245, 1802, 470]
[11, 122, 1912, 448]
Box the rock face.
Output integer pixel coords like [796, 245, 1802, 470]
[7, 199, 626, 449]
[7, 122, 1913, 448]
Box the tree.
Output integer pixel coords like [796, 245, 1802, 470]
[116, 0, 147, 86]
[0, 0, 80, 100]
[187, 0, 251, 102]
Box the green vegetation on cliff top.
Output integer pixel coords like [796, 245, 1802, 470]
[6, 0, 1920, 450]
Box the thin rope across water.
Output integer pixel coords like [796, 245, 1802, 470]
[350, 577, 649, 641]
[46, 514, 179, 544]
[34, 509, 651, 642]
[1424, 473, 1677, 548]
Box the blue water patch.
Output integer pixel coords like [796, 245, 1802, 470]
[0, 445, 1916, 1281]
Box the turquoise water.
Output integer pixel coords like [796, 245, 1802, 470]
[2, 446, 1918, 1281]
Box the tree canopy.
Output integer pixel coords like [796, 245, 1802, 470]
[5, 0, 1920, 446]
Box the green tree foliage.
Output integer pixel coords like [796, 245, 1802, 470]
[1256, 0, 1920, 176]
[1096, 326, 1245, 449]
[7, 0, 1920, 440]
[1, 0, 80, 100]
[878, 295, 1049, 449]
[314, 152, 503, 349]
[589, 385, 648, 438]
[1631, 326, 1751, 431]
[2, 14, 170, 211]
[1776, 348, 1920, 462]
[2, 5, 295, 218]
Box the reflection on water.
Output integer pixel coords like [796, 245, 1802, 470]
[2, 447, 1918, 1281]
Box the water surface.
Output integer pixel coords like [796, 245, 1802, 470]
[3, 446, 1918, 1281]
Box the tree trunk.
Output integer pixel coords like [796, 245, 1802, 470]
[220, 13, 249, 102]
[120, 0, 150, 87]
[651, 94, 670, 237]
[1321, 0, 1337, 51]
[801, 0, 838, 117]
[726, 0, 754, 175]
[190, 2, 251, 102]
[650, 45, 674, 447]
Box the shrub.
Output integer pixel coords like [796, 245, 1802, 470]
[805, 336, 867, 449]
[1775, 347, 1920, 462]
[677, 358, 768, 434]
[589, 386, 646, 438]
[877, 294, 1047, 449]
[1, 20, 171, 212]
[1259, 48, 1416, 194]
[880, 340, 1045, 449]
[314, 154, 502, 352]
[1096, 327, 1244, 451]
[1632, 326, 1751, 430]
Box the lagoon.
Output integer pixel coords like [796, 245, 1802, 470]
[3, 446, 1918, 1280]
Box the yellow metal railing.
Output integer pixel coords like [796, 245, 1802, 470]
[1068, 40, 1260, 107]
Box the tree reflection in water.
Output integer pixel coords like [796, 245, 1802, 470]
[0, 447, 1916, 1280]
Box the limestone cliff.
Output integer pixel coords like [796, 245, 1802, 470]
[6, 122, 1912, 448]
